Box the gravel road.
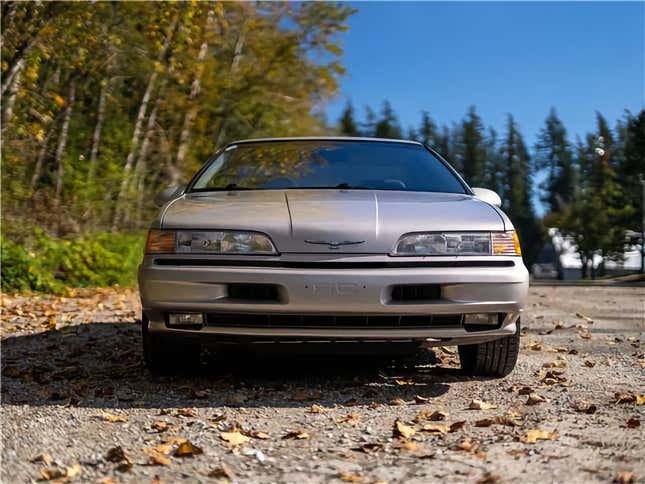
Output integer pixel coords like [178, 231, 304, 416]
[2, 285, 644, 483]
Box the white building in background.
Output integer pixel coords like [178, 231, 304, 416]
[532, 228, 643, 280]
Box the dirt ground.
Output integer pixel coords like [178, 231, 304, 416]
[1, 285, 644, 483]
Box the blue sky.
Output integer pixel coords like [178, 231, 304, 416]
[326, 1, 644, 146]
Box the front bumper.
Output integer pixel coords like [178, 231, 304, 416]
[139, 254, 529, 345]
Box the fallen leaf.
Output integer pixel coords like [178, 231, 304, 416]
[420, 423, 448, 434]
[578, 331, 592, 340]
[174, 408, 197, 418]
[543, 357, 567, 369]
[522, 429, 558, 444]
[248, 430, 270, 440]
[393, 419, 416, 439]
[475, 414, 519, 427]
[310, 404, 326, 414]
[151, 420, 169, 432]
[282, 430, 310, 440]
[220, 431, 250, 446]
[468, 399, 498, 410]
[572, 401, 597, 414]
[449, 421, 466, 432]
[39, 467, 66, 481]
[100, 412, 128, 423]
[626, 417, 640, 429]
[105, 446, 128, 463]
[147, 453, 171, 466]
[526, 393, 547, 405]
[174, 441, 203, 457]
[143, 444, 173, 457]
[336, 413, 361, 426]
[415, 409, 449, 422]
[614, 471, 635, 483]
[339, 472, 363, 483]
[576, 312, 594, 323]
[615, 393, 638, 404]
[352, 443, 383, 453]
[30, 453, 53, 465]
[455, 437, 479, 452]
[388, 398, 407, 406]
[528, 341, 543, 351]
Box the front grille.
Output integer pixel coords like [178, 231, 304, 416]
[391, 284, 441, 301]
[205, 313, 463, 328]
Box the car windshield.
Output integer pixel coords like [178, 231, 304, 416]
[189, 140, 467, 194]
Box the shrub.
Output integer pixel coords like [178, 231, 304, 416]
[1, 231, 145, 294]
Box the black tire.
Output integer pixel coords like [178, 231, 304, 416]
[458, 320, 520, 377]
[142, 315, 201, 374]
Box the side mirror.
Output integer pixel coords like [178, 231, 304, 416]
[155, 185, 185, 206]
[471, 187, 502, 208]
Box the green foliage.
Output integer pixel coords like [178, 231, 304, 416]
[2, 2, 353, 234]
[1, 231, 144, 293]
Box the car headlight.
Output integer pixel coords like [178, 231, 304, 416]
[145, 230, 277, 255]
[391, 231, 521, 256]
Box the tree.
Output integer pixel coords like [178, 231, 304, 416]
[374, 100, 402, 139]
[338, 100, 360, 136]
[499, 115, 540, 268]
[558, 114, 633, 278]
[418, 110, 437, 146]
[456, 106, 486, 186]
[535, 108, 576, 213]
[1, 2, 355, 235]
[617, 110, 645, 231]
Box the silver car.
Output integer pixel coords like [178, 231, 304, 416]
[139, 137, 528, 376]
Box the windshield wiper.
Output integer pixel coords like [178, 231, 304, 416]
[191, 183, 256, 192]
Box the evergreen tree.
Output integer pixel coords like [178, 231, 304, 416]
[418, 110, 437, 146]
[618, 110, 645, 231]
[362, 106, 377, 137]
[558, 114, 633, 278]
[374, 100, 403, 139]
[338, 100, 360, 136]
[499, 114, 540, 267]
[435, 125, 455, 166]
[535, 108, 576, 213]
[457, 106, 486, 186]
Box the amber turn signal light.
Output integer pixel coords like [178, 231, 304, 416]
[145, 230, 176, 254]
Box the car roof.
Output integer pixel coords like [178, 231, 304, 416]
[228, 136, 423, 146]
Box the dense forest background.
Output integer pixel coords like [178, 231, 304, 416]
[1, 2, 644, 292]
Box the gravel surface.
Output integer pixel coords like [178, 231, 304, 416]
[2, 285, 644, 483]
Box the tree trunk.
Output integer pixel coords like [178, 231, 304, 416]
[30, 126, 55, 191]
[87, 80, 109, 183]
[53, 81, 76, 209]
[131, 100, 159, 227]
[580, 256, 587, 279]
[1, 56, 25, 97]
[1, 59, 23, 130]
[112, 18, 178, 230]
[171, 12, 214, 186]
[214, 28, 246, 147]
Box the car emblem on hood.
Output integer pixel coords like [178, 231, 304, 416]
[304, 239, 366, 250]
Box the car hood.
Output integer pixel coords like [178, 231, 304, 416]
[162, 190, 507, 253]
